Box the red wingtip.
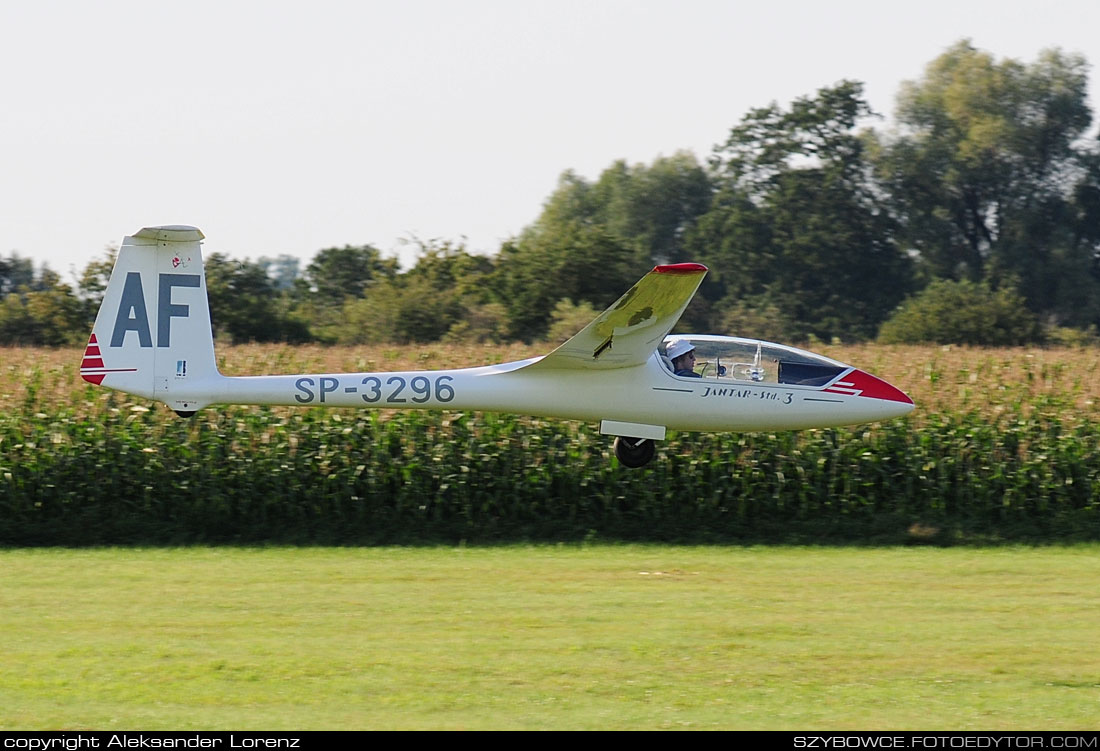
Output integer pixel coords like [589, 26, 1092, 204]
[653, 263, 708, 275]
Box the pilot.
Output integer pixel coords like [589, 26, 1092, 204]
[666, 339, 701, 378]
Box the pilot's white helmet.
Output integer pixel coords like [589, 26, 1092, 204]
[665, 338, 695, 360]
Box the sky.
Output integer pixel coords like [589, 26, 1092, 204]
[3, 0, 1099, 281]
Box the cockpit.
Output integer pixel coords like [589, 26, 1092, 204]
[660, 335, 849, 386]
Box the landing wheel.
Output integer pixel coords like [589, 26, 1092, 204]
[174, 410, 196, 418]
[613, 436, 655, 468]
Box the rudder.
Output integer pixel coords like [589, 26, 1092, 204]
[82, 225, 220, 412]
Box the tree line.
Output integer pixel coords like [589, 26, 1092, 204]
[3, 41, 1098, 348]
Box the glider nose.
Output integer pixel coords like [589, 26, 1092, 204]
[825, 369, 914, 418]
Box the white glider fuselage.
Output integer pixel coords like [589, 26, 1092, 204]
[186, 349, 911, 434]
[81, 226, 913, 457]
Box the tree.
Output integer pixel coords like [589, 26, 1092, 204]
[545, 298, 599, 343]
[492, 223, 640, 340]
[330, 239, 502, 345]
[204, 254, 310, 343]
[587, 152, 713, 264]
[295, 244, 399, 342]
[397, 239, 499, 342]
[400, 238, 494, 301]
[76, 249, 117, 328]
[0, 267, 84, 346]
[494, 153, 713, 340]
[302, 245, 398, 301]
[0, 253, 36, 298]
[691, 81, 914, 340]
[871, 41, 1100, 326]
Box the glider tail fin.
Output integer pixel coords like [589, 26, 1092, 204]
[82, 225, 219, 412]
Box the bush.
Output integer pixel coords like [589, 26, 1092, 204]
[878, 279, 1042, 346]
[546, 299, 599, 343]
[1045, 325, 1099, 348]
[719, 297, 798, 343]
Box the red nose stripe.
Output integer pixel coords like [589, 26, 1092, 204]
[825, 369, 913, 404]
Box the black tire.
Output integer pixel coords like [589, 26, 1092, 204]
[613, 436, 655, 468]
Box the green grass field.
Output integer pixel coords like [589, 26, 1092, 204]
[3, 545, 1098, 730]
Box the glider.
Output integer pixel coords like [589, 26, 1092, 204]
[82, 225, 913, 467]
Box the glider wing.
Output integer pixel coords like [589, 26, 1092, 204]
[521, 263, 707, 371]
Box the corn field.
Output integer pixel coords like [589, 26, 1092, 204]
[3, 344, 1100, 545]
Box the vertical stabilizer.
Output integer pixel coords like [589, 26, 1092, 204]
[82, 226, 219, 412]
